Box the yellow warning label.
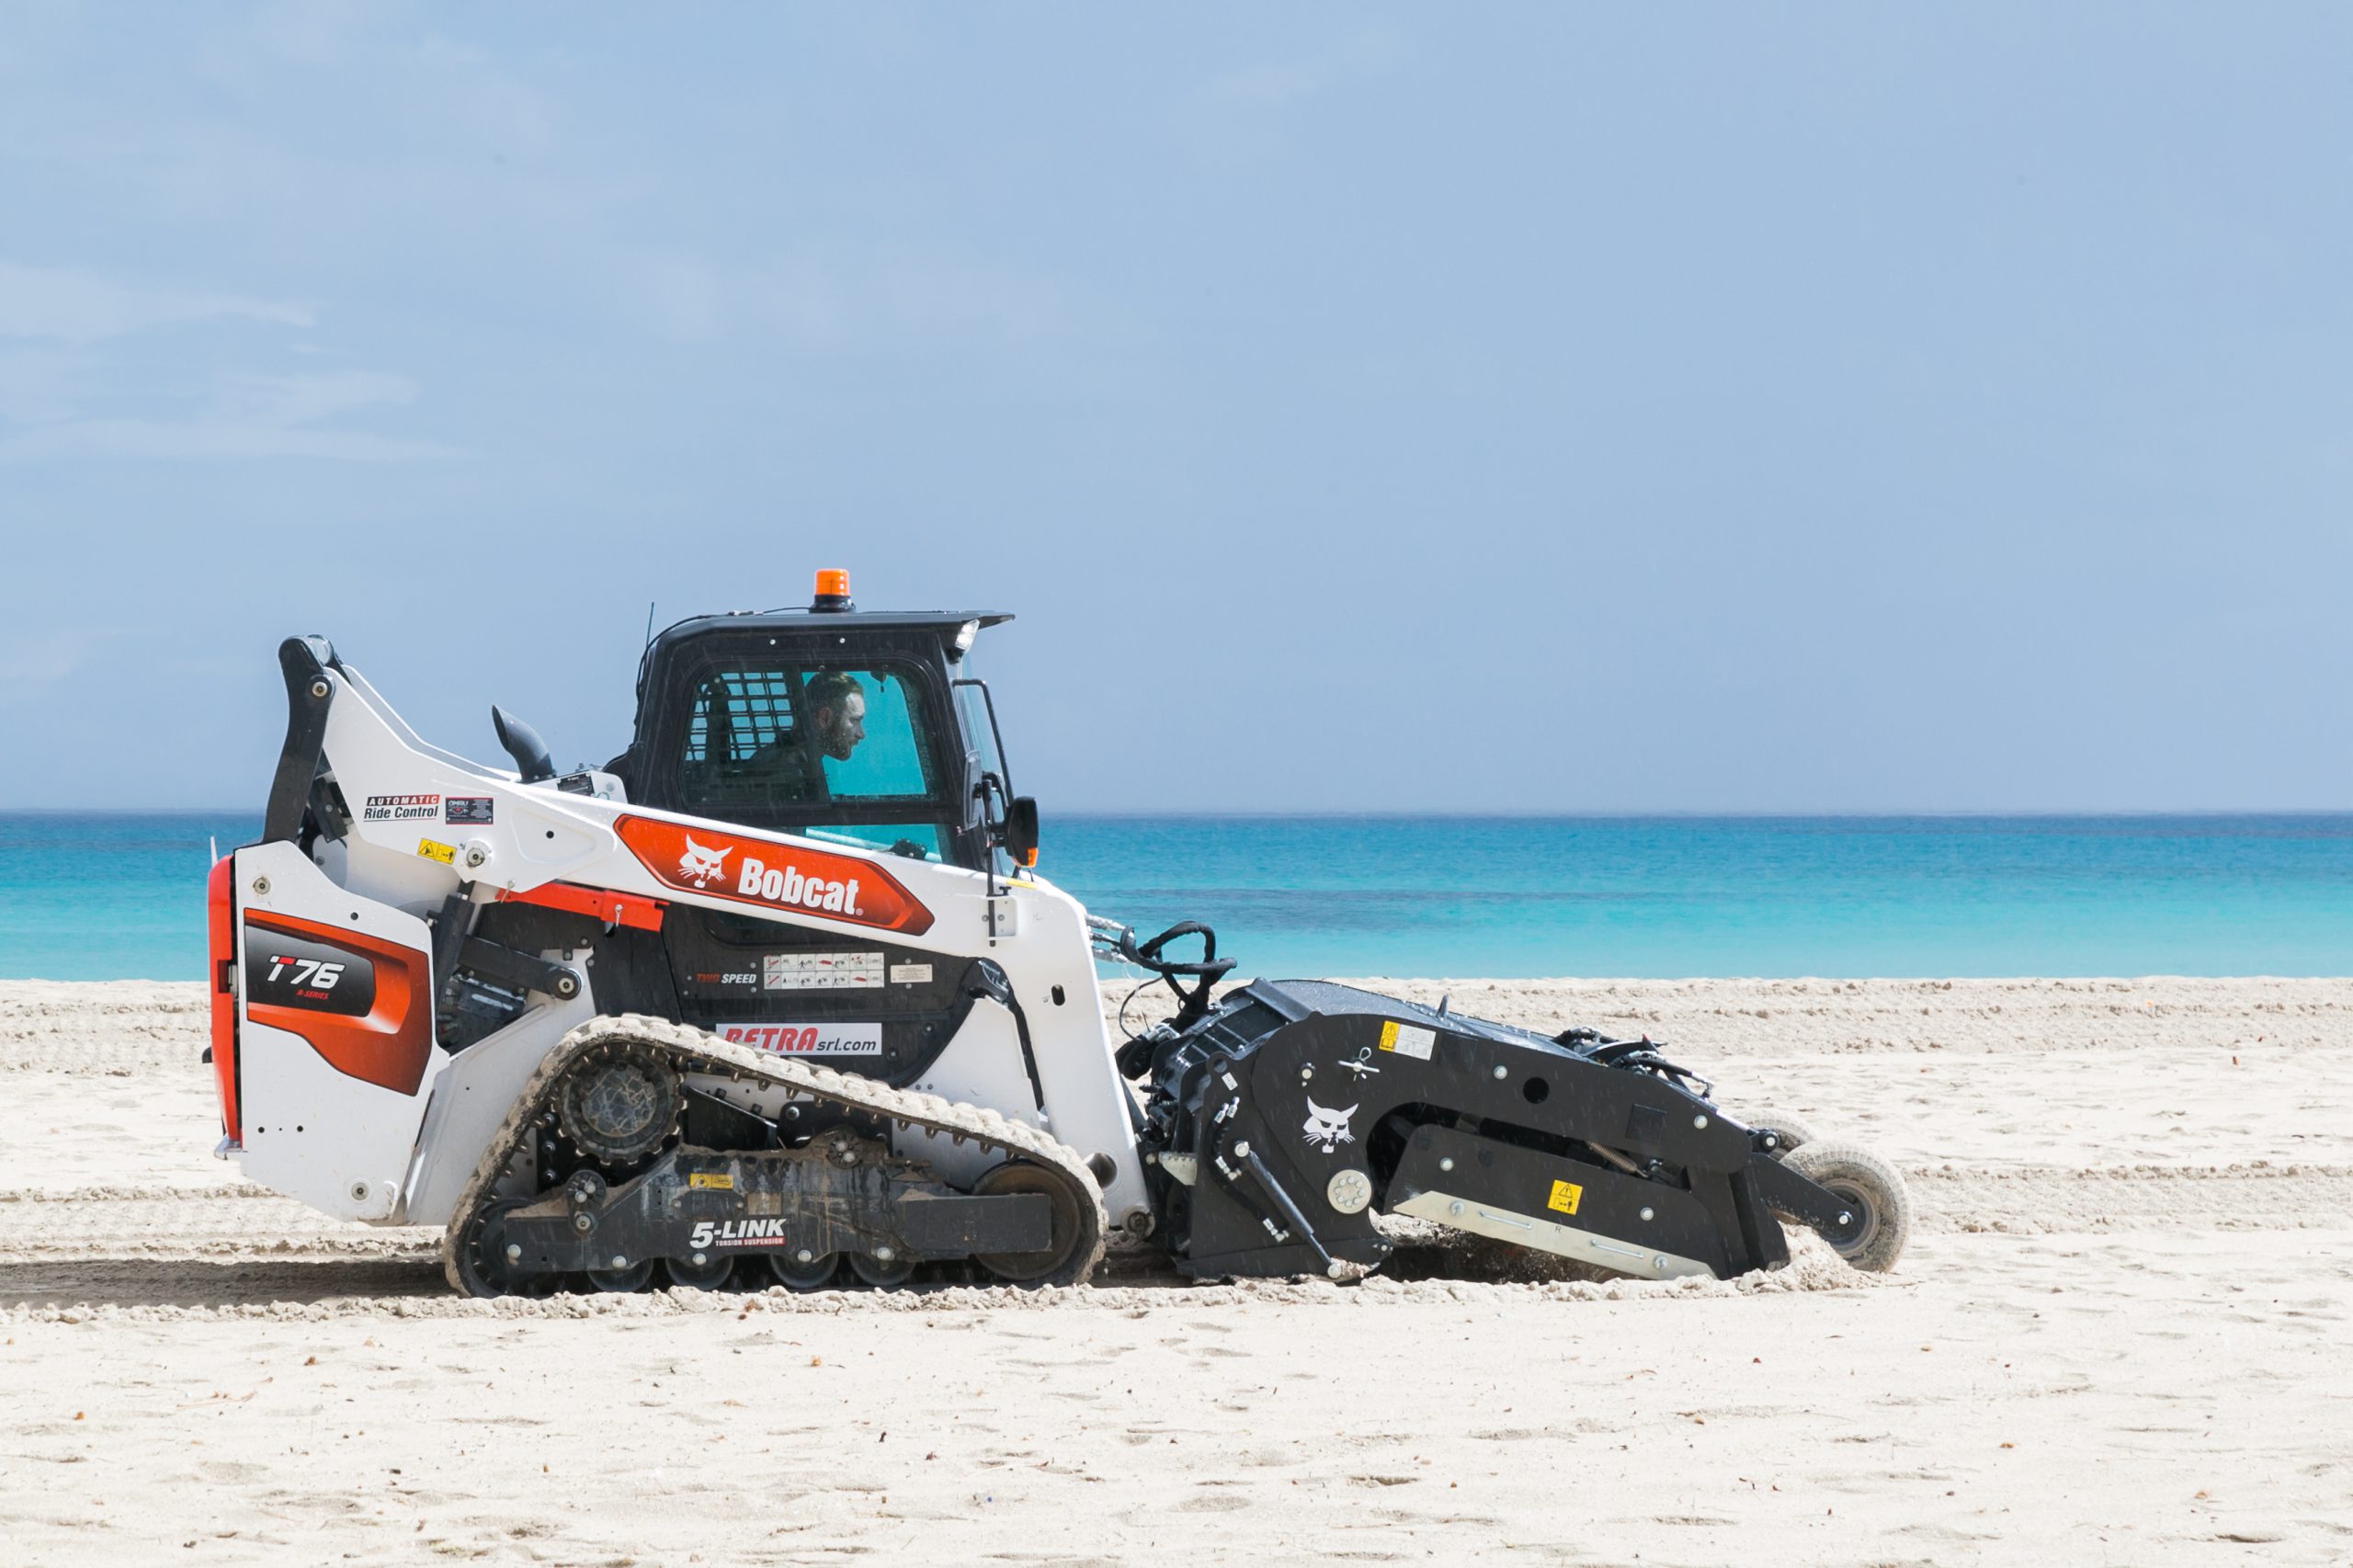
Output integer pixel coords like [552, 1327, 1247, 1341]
[1377, 1019, 1436, 1060]
[415, 837, 456, 865]
[688, 1172, 734, 1190]
[1546, 1179, 1584, 1216]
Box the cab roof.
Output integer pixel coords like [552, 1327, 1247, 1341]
[648, 607, 1012, 643]
[634, 607, 1014, 699]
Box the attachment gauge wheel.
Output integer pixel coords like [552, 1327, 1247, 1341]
[1782, 1140, 1910, 1273]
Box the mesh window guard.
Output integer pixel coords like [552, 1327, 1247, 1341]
[685, 670, 796, 763]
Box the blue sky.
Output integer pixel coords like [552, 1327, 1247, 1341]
[2, 6, 2347, 812]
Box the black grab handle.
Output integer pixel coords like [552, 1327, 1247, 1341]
[263, 636, 339, 845]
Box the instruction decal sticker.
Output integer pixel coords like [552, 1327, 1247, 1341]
[764, 952, 883, 990]
[1546, 1180, 1585, 1216]
[1378, 1020, 1435, 1060]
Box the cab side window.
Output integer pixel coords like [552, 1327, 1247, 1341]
[673, 663, 936, 814]
[813, 670, 932, 801]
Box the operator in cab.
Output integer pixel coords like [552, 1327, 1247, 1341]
[804, 669, 866, 763]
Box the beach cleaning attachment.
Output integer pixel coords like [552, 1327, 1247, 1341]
[208, 570, 1908, 1294]
[1103, 935, 1904, 1280]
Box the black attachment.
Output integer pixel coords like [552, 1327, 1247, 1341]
[492, 705, 556, 784]
[1101, 918, 1242, 1063]
[1586, 1037, 1713, 1098]
[1139, 979, 1805, 1283]
[1233, 1143, 1336, 1274]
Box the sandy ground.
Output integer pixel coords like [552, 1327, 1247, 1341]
[2, 977, 2347, 1565]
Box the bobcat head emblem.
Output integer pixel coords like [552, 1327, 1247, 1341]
[1302, 1097, 1358, 1154]
[677, 835, 732, 888]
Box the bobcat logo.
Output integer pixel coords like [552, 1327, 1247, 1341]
[677, 835, 733, 888]
[1302, 1097, 1358, 1154]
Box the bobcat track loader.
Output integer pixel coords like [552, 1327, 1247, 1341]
[205, 572, 1909, 1296]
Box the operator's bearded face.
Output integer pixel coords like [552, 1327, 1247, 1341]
[814, 692, 866, 761]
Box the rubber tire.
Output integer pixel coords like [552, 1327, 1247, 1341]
[971, 1160, 1090, 1285]
[1782, 1140, 1910, 1273]
[1756, 1112, 1821, 1155]
[769, 1252, 839, 1291]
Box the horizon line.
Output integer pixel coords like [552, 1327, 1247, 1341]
[5, 806, 2351, 821]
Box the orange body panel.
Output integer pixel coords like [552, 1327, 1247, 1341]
[243, 911, 435, 1096]
[614, 814, 934, 937]
[497, 880, 667, 931]
[207, 856, 240, 1142]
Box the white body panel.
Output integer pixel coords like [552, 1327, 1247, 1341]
[400, 987, 600, 1226]
[233, 843, 448, 1221]
[233, 661, 1153, 1232]
[901, 1003, 1054, 1188]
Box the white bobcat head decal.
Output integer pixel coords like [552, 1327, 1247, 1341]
[677, 835, 733, 888]
[1302, 1097, 1358, 1154]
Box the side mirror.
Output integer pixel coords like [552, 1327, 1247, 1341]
[1002, 795, 1040, 869]
[491, 705, 556, 784]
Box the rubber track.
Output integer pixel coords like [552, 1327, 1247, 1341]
[438, 1013, 1109, 1294]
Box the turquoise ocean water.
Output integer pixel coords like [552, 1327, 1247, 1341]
[1, 812, 2347, 982]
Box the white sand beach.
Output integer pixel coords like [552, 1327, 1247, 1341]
[3, 977, 2347, 1564]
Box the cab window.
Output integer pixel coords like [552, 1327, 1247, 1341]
[676, 664, 937, 812]
[801, 823, 948, 863]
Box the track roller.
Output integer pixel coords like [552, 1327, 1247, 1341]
[586, 1258, 656, 1292]
[769, 1250, 839, 1291]
[665, 1254, 734, 1290]
[847, 1250, 915, 1287]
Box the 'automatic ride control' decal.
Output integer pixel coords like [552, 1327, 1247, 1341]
[614, 815, 935, 936]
